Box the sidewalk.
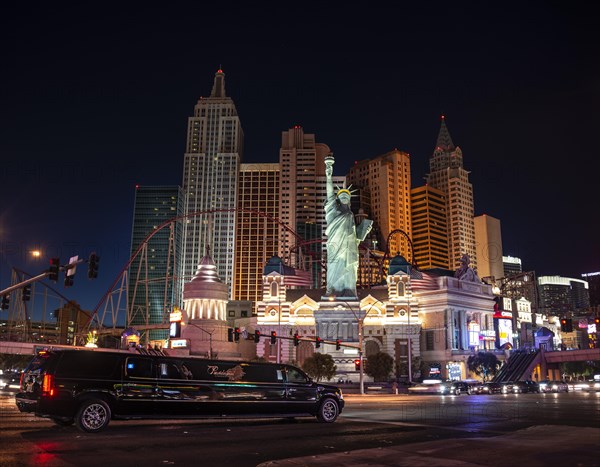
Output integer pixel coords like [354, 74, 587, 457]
[257, 425, 600, 466]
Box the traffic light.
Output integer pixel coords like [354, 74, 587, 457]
[254, 330, 261, 343]
[354, 359, 361, 371]
[595, 317, 600, 326]
[270, 331, 277, 344]
[234, 328, 240, 342]
[88, 253, 100, 279]
[565, 318, 573, 332]
[560, 318, 573, 332]
[227, 328, 234, 342]
[49, 258, 60, 282]
[336, 339, 341, 351]
[315, 336, 322, 348]
[293, 333, 300, 346]
[1, 294, 9, 310]
[22, 285, 31, 302]
[64, 270, 74, 287]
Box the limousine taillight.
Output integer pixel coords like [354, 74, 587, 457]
[41, 374, 55, 397]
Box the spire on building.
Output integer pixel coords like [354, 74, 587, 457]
[210, 68, 226, 98]
[436, 115, 455, 151]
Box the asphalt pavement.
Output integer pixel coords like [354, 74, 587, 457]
[258, 424, 600, 466]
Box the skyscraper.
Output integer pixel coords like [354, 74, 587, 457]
[181, 69, 244, 297]
[474, 214, 503, 280]
[234, 163, 280, 303]
[538, 275, 590, 317]
[425, 116, 476, 270]
[503, 256, 523, 277]
[129, 185, 184, 340]
[410, 184, 449, 269]
[279, 126, 334, 284]
[346, 149, 413, 261]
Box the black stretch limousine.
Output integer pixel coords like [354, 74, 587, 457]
[15, 348, 344, 432]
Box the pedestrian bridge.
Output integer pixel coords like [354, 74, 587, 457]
[543, 347, 600, 363]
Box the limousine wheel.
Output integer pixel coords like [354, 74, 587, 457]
[76, 398, 111, 433]
[316, 398, 339, 423]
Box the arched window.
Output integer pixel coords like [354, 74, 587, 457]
[270, 280, 279, 298]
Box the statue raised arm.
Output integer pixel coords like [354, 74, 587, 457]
[324, 154, 373, 298]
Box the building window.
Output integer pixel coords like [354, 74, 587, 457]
[425, 331, 434, 351]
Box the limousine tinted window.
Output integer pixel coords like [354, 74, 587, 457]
[55, 352, 121, 379]
[125, 357, 153, 378]
[286, 367, 309, 383]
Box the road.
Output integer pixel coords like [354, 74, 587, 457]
[1, 390, 598, 466]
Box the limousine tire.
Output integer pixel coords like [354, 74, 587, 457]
[316, 398, 340, 423]
[76, 398, 111, 433]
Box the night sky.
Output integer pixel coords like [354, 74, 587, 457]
[1, 2, 598, 313]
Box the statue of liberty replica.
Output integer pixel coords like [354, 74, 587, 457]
[324, 153, 373, 298]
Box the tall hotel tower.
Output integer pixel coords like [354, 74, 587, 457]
[410, 184, 449, 269]
[279, 126, 337, 285]
[425, 116, 476, 270]
[346, 149, 413, 262]
[181, 69, 244, 296]
[129, 185, 184, 340]
[234, 163, 280, 302]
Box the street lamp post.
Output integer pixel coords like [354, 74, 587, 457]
[357, 315, 365, 395]
[184, 322, 214, 359]
[329, 297, 381, 395]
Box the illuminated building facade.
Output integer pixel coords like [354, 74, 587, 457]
[234, 163, 280, 303]
[346, 149, 413, 261]
[410, 184, 449, 269]
[538, 275, 590, 317]
[129, 185, 184, 341]
[474, 214, 504, 281]
[181, 69, 244, 297]
[278, 126, 337, 285]
[503, 255, 523, 277]
[425, 116, 476, 270]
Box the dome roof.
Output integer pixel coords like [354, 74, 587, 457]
[388, 254, 410, 275]
[183, 253, 228, 301]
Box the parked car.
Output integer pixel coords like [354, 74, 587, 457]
[539, 380, 569, 393]
[439, 380, 472, 395]
[472, 381, 502, 394]
[15, 349, 345, 432]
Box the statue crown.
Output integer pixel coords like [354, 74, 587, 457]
[335, 184, 357, 198]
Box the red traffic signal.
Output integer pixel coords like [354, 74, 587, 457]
[270, 331, 277, 344]
[293, 333, 300, 346]
[354, 359, 361, 371]
[234, 328, 241, 341]
[560, 318, 573, 332]
[254, 330, 261, 343]
[335, 339, 341, 351]
[315, 336, 322, 348]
